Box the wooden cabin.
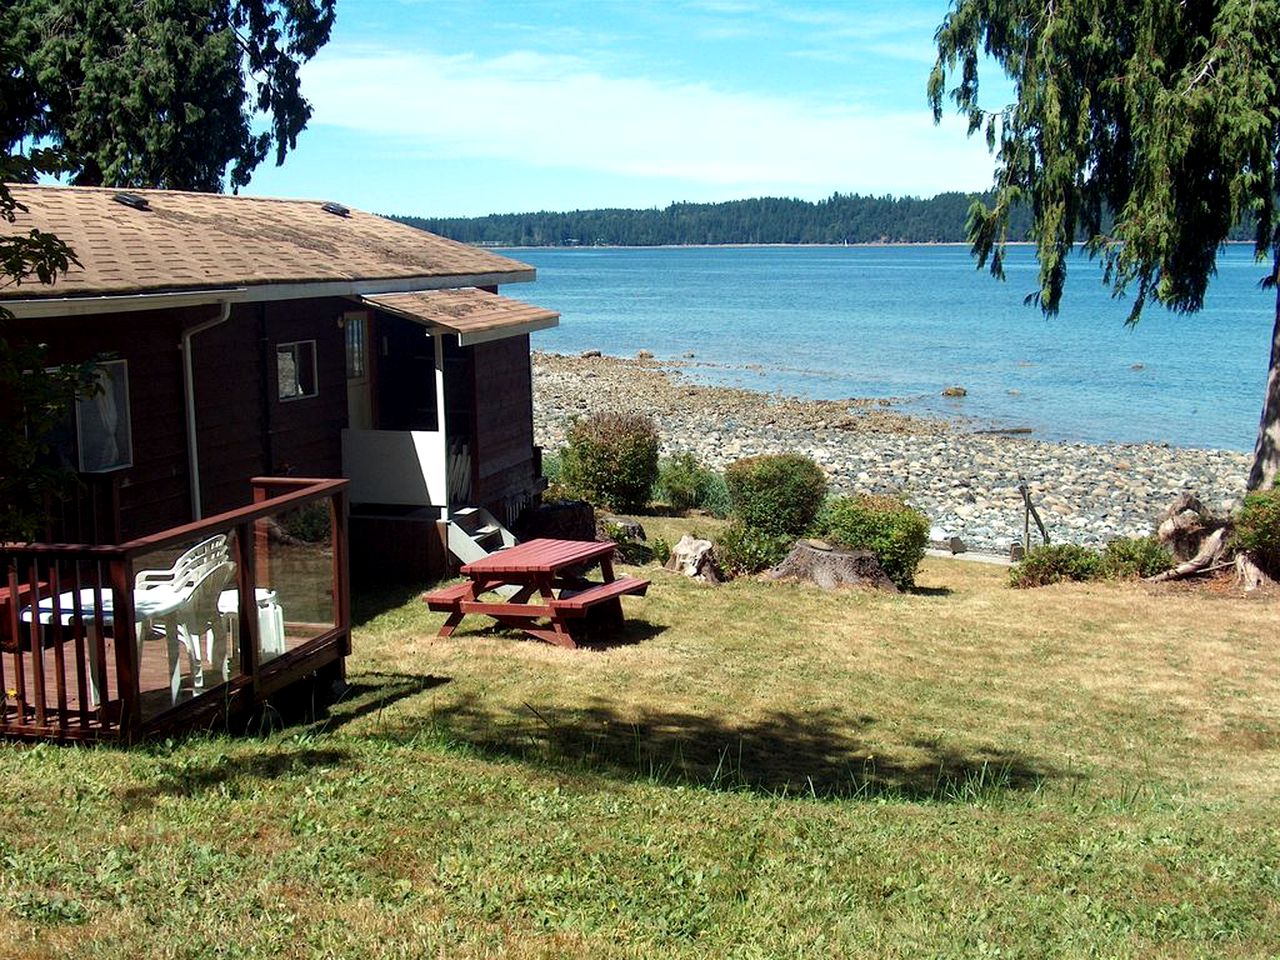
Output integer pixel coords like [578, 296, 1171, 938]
[0, 185, 556, 741]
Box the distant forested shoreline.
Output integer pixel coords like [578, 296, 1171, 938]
[390, 191, 1259, 247]
[390, 192, 1025, 246]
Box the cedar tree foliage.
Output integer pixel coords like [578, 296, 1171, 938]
[0, 154, 96, 542]
[1, 0, 335, 191]
[929, 0, 1280, 489]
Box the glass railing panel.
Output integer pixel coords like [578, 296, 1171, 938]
[133, 527, 244, 722]
[255, 498, 337, 659]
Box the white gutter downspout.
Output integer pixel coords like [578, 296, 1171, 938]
[182, 301, 232, 520]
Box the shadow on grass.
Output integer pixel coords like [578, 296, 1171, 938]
[121, 746, 351, 808]
[908, 585, 954, 597]
[313, 670, 452, 735]
[410, 692, 1061, 803]
[351, 583, 436, 628]
[575, 619, 667, 650]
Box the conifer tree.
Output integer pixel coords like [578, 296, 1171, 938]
[2, 0, 334, 190]
[930, 0, 1280, 489]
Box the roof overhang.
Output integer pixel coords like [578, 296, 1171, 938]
[361, 288, 559, 346]
[0, 270, 536, 320]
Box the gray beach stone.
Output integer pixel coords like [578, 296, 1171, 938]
[532, 352, 1250, 553]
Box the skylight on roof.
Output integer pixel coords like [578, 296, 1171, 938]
[112, 192, 150, 211]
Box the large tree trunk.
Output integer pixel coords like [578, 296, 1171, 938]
[1246, 285, 1280, 491]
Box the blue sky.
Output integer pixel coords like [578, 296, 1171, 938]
[244, 0, 1005, 217]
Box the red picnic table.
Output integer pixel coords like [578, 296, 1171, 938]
[423, 538, 650, 648]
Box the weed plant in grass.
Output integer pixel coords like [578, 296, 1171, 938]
[2, 540, 1279, 958]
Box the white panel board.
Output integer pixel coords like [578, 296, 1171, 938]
[341, 428, 447, 506]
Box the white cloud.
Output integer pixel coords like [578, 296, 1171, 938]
[301, 46, 995, 197]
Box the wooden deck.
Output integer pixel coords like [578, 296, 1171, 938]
[2, 625, 329, 733]
[1, 477, 351, 743]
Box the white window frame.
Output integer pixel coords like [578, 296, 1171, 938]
[75, 358, 133, 473]
[344, 311, 369, 381]
[277, 340, 319, 402]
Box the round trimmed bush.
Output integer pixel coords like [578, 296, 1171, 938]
[809, 494, 929, 590]
[560, 413, 659, 512]
[1100, 536, 1172, 579]
[724, 454, 827, 537]
[1009, 543, 1102, 588]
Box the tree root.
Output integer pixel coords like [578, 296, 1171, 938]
[1146, 527, 1229, 583]
[1235, 552, 1277, 591]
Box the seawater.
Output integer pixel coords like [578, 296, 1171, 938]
[511, 244, 1274, 451]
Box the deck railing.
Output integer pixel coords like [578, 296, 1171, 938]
[0, 477, 349, 743]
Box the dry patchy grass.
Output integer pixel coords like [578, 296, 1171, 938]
[1, 528, 1277, 958]
[352, 550, 1278, 804]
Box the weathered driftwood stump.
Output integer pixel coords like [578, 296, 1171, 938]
[1148, 491, 1275, 590]
[664, 533, 723, 584]
[765, 539, 897, 592]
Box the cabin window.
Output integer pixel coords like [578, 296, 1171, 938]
[277, 340, 318, 401]
[344, 312, 368, 379]
[76, 358, 133, 473]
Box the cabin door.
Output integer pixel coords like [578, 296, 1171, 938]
[344, 311, 373, 429]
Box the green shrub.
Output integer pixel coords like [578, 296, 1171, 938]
[656, 453, 717, 512]
[560, 413, 659, 512]
[599, 519, 653, 564]
[1100, 536, 1172, 579]
[1232, 487, 1280, 573]
[700, 472, 732, 519]
[1009, 543, 1103, 588]
[541, 449, 563, 483]
[280, 503, 331, 543]
[714, 522, 793, 577]
[724, 454, 827, 537]
[810, 495, 930, 590]
[651, 536, 672, 566]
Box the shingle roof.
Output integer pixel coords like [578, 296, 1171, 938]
[362, 288, 559, 345]
[0, 185, 534, 301]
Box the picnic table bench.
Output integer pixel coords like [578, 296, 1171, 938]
[423, 538, 649, 647]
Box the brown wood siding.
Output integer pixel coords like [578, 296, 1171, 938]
[466, 336, 539, 515]
[192, 306, 265, 517]
[264, 300, 347, 481]
[13, 297, 354, 542]
[197, 297, 348, 517]
[11, 308, 196, 540]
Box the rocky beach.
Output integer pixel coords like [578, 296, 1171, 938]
[532, 351, 1252, 554]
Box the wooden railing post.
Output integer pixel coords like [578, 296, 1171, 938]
[332, 487, 351, 655]
[252, 482, 272, 591]
[109, 555, 141, 740]
[235, 520, 261, 696]
[26, 559, 45, 727]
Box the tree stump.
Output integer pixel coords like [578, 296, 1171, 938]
[765, 540, 898, 592]
[664, 533, 723, 584]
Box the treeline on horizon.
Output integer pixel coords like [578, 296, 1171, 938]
[392, 192, 1025, 246]
[390, 191, 1260, 247]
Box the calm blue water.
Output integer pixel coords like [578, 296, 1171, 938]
[511, 245, 1274, 451]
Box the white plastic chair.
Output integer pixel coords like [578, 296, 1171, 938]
[134, 535, 236, 703]
[22, 534, 236, 707]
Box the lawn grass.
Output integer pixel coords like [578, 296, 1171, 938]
[1, 522, 1277, 958]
